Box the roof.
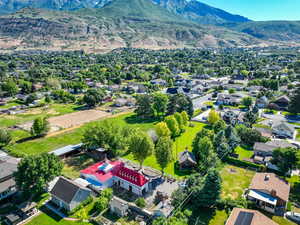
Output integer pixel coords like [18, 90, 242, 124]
[272, 122, 295, 133]
[249, 173, 290, 202]
[266, 140, 296, 149]
[80, 161, 124, 183]
[0, 160, 18, 180]
[178, 150, 197, 165]
[254, 127, 272, 138]
[0, 177, 15, 193]
[248, 190, 277, 205]
[275, 95, 290, 103]
[225, 208, 278, 225]
[49, 143, 83, 157]
[17, 202, 37, 213]
[253, 142, 276, 153]
[50, 177, 89, 204]
[116, 166, 149, 187]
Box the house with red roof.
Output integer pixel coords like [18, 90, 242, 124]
[80, 160, 150, 196]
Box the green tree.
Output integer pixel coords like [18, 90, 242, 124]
[15, 153, 63, 194]
[152, 93, 169, 118]
[165, 115, 180, 138]
[168, 94, 194, 118]
[289, 87, 300, 114]
[208, 110, 220, 125]
[181, 111, 189, 126]
[0, 128, 12, 148]
[82, 121, 128, 156]
[174, 112, 184, 132]
[83, 88, 105, 107]
[191, 168, 221, 208]
[135, 94, 154, 119]
[31, 117, 50, 137]
[129, 132, 154, 169]
[2, 80, 18, 97]
[272, 147, 300, 174]
[242, 97, 253, 108]
[212, 119, 226, 133]
[155, 136, 173, 174]
[155, 122, 171, 138]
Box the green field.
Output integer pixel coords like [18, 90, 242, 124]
[235, 145, 254, 160]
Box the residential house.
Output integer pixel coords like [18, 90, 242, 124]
[50, 177, 91, 211]
[150, 79, 167, 86]
[166, 87, 190, 95]
[254, 127, 272, 138]
[222, 110, 245, 125]
[246, 173, 290, 214]
[216, 93, 243, 106]
[272, 96, 290, 111]
[80, 160, 150, 196]
[178, 150, 197, 170]
[271, 121, 296, 139]
[256, 96, 269, 108]
[109, 196, 129, 217]
[225, 208, 278, 225]
[0, 154, 19, 201]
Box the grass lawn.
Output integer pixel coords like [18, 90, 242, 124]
[62, 155, 96, 179]
[220, 164, 255, 199]
[26, 207, 94, 225]
[272, 216, 297, 225]
[6, 113, 156, 156]
[297, 129, 300, 141]
[123, 122, 206, 177]
[235, 145, 253, 160]
[192, 208, 228, 225]
[287, 175, 300, 205]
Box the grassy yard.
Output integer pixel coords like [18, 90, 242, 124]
[235, 145, 254, 160]
[220, 164, 255, 199]
[192, 209, 228, 225]
[62, 155, 96, 179]
[124, 122, 206, 177]
[6, 113, 156, 156]
[26, 207, 94, 225]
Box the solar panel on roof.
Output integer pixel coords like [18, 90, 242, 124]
[234, 212, 254, 225]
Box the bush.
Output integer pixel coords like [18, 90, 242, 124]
[68, 196, 93, 216]
[226, 157, 265, 171]
[135, 198, 146, 208]
[217, 198, 248, 212]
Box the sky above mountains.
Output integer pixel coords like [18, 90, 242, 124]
[200, 0, 300, 21]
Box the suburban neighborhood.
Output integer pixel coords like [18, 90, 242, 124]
[0, 47, 299, 225]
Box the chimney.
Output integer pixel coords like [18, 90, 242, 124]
[271, 189, 277, 197]
[264, 175, 270, 181]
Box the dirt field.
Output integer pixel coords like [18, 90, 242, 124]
[48, 109, 111, 129]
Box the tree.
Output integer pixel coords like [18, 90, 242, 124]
[213, 130, 226, 148]
[155, 122, 171, 138]
[181, 111, 189, 126]
[31, 117, 50, 137]
[168, 94, 194, 118]
[93, 196, 109, 213]
[83, 88, 105, 107]
[0, 128, 12, 148]
[82, 121, 129, 156]
[2, 80, 18, 97]
[25, 93, 37, 105]
[129, 132, 154, 169]
[155, 136, 173, 174]
[289, 87, 300, 113]
[192, 137, 217, 173]
[236, 125, 268, 146]
[191, 169, 221, 208]
[216, 142, 231, 160]
[272, 147, 300, 174]
[15, 153, 63, 194]
[192, 128, 215, 149]
[242, 97, 253, 108]
[212, 119, 226, 133]
[225, 126, 240, 150]
[165, 115, 180, 138]
[152, 93, 169, 118]
[208, 110, 220, 125]
[135, 94, 154, 119]
[243, 110, 258, 127]
[174, 112, 184, 132]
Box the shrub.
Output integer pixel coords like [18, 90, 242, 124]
[226, 157, 265, 171]
[135, 198, 146, 208]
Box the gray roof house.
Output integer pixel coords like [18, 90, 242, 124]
[0, 155, 19, 201]
[50, 177, 91, 211]
[272, 121, 296, 139]
[178, 150, 197, 169]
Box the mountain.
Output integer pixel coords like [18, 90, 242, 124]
[0, 0, 264, 52]
[152, 0, 250, 25]
[227, 21, 300, 42]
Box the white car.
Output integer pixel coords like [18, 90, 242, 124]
[285, 212, 300, 224]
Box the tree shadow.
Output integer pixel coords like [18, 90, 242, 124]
[290, 181, 300, 205]
[188, 206, 217, 225]
[39, 205, 63, 222]
[124, 114, 159, 125]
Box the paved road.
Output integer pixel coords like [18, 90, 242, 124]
[192, 93, 213, 110]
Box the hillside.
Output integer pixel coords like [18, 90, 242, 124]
[152, 0, 250, 25]
[0, 0, 265, 53]
[228, 21, 300, 42]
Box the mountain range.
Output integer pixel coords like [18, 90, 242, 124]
[0, 0, 299, 52]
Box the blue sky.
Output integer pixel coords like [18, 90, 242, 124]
[200, 0, 300, 21]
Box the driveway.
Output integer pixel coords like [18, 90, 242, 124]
[192, 109, 211, 123]
[192, 93, 212, 110]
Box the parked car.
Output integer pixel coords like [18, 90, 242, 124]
[285, 212, 300, 224]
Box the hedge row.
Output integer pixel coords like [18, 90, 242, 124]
[226, 156, 266, 171]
